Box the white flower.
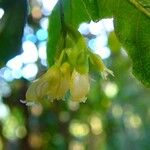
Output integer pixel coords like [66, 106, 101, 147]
[70, 69, 90, 103]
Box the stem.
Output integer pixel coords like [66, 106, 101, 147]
[66, 24, 83, 43]
[56, 50, 65, 66]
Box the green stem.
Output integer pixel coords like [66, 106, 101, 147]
[56, 50, 65, 66]
[66, 24, 83, 43]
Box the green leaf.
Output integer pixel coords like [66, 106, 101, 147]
[138, 0, 150, 6]
[97, 0, 115, 18]
[80, 0, 100, 21]
[47, 3, 61, 67]
[114, 0, 150, 86]
[108, 32, 121, 53]
[129, 0, 150, 17]
[47, 0, 116, 67]
[63, 0, 92, 27]
[0, 0, 27, 66]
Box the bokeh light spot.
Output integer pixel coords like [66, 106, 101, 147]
[78, 22, 89, 35]
[22, 41, 38, 63]
[103, 82, 118, 98]
[0, 79, 11, 97]
[29, 133, 43, 149]
[41, 0, 58, 16]
[31, 104, 43, 116]
[89, 21, 105, 35]
[69, 121, 89, 137]
[31, 6, 42, 20]
[36, 29, 48, 41]
[129, 115, 142, 129]
[0, 136, 3, 150]
[68, 101, 79, 111]
[6, 55, 23, 70]
[38, 42, 47, 60]
[15, 126, 27, 139]
[88, 35, 108, 51]
[95, 47, 111, 59]
[89, 116, 103, 135]
[0, 8, 4, 19]
[59, 111, 70, 123]
[112, 104, 123, 118]
[21, 64, 38, 80]
[101, 18, 114, 32]
[69, 141, 85, 150]
[24, 33, 37, 43]
[24, 25, 34, 35]
[2, 116, 19, 140]
[12, 69, 22, 79]
[0, 103, 10, 120]
[3, 68, 14, 82]
[40, 17, 49, 29]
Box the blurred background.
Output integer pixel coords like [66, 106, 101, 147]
[1, 0, 150, 150]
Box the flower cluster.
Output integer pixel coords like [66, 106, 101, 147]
[26, 62, 90, 103]
[26, 27, 113, 104]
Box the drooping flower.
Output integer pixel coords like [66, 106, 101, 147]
[25, 66, 58, 102]
[70, 69, 90, 103]
[26, 63, 71, 102]
[47, 62, 71, 100]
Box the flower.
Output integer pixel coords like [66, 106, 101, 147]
[25, 28, 113, 104]
[47, 62, 71, 100]
[70, 69, 90, 103]
[26, 63, 71, 102]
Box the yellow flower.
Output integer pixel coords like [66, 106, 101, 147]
[47, 62, 71, 100]
[26, 63, 71, 102]
[70, 69, 90, 103]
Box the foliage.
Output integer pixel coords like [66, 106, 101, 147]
[47, 0, 150, 87]
[0, 0, 27, 66]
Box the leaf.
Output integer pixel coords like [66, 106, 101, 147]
[97, 0, 115, 18]
[47, 0, 117, 67]
[108, 32, 121, 53]
[129, 0, 150, 17]
[63, 0, 92, 27]
[80, 0, 100, 21]
[138, 0, 150, 6]
[47, 3, 61, 67]
[114, 0, 150, 86]
[0, 0, 28, 66]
